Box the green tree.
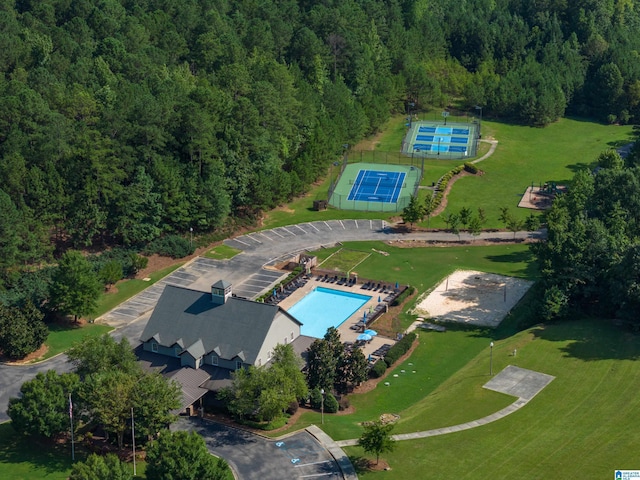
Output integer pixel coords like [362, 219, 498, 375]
[468, 215, 483, 241]
[0, 301, 48, 359]
[358, 420, 396, 465]
[67, 334, 138, 378]
[424, 194, 436, 228]
[8, 370, 80, 438]
[69, 454, 132, 480]
[597, 149, 624, 170]
[48, 250, 101, 321]
[401, 195, 423, 229]
[82, 370, 137, 448]
[132, 372, 181, 440]
[458, 207, 472, 229]
[146, 431, 228, 480]
[336, 347, 368, 394]
[306, 337, 339, 391]
[0, 189, 20, 271]
[99, 260, 123, 289]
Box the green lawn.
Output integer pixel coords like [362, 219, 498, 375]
[317, 248, 372, 273]
[345, 317, 640, 479]
[35, 263, 184, 362]
[95, 263, 183, 318]
[261, 117, 635, 231]
[42, 323, 113, 361]
[268, 241, 536, 439]
[203, 244, 242, 260]
[426, 117, 635, 229]
[0, 422, 147, 479]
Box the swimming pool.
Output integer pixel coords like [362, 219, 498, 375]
[287, 287, 372, 338]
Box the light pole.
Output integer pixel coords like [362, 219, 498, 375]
[474, 105, 483, 138]
[490, 341, 494, 375]
[320, 388, 325, 424]
[189, 227, 193, 249]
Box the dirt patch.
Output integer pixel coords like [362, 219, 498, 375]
[354, 131, 385, 151]
[2, 343, 49, 364]
[353, 456, 391, 472]
[430, 170, 472, 217]
[413, 270, 533, 328]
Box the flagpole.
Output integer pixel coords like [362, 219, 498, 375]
[131, 407, 136, 476]
[69, 393, 75, 461]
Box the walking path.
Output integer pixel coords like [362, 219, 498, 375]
[335, 365, 555, 447]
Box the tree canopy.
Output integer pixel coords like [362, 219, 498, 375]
[0, 0, 639, 275]
[145, 431, 228, 480]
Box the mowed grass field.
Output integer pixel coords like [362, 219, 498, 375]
[345, 317, 640, 479]
[276, 241, 640, 478]
[262, 116, 635, 230]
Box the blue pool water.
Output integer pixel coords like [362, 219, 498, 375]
[287, 287, 371, 338]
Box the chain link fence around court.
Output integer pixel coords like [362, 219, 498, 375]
[328, 162, 421, 212]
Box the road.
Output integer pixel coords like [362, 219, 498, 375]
[0, 220, 545, 422]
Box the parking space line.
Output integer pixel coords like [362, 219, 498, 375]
[281, 226, 296, 236]
[259, 232, 274, 241]
[231, 237, 251, 246]
[294, 224, 307, 234]
[354, 220, 359, 228]
[247, 233, 262, 244]
[269, 228, 285, 238]
[323, 221, 332, 230]
[294, 460, 333, 468]
[299, 473, 335, 478]
[307, 222, 320, 231]
[338, 220, 345, 229]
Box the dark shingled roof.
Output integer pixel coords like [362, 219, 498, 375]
[140, 284, 301, 365]
[167, 368, 210, 412]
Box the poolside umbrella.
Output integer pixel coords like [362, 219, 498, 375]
[378, 295, 381, 302]
[357, 333, 372, 342]
[363, 311, 367, 321]
[364, 329, 377, 336]
[273, 288, 277, 298]
[395, 281, 399, 289]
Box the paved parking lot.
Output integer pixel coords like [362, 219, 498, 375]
[173, 417, 344, 479]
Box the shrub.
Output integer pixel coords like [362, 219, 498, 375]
[338, 396, 350, 411]
[309, 387, 323, 409]
[286, 400, 299, 415]
[370, 359, 387, 378]
[324, 392, 339, 413]
[384, 332, 417, 368]
[144, 235, 194, 258]
[391, 286, 415, 306]
[464, 162, 478, 174]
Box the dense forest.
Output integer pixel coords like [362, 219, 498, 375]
[2, 0, 640, 271]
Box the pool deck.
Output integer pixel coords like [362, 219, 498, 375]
[277, 277, 396, 359]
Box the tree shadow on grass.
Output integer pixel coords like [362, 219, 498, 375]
[530, 318, 640, 361]
[484, 249, 538, 279]
[0, 423, 75, 475]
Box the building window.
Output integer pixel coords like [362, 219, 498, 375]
[284, 337, 287, 345]
[267, 350, 272, 359]
[290, 331, 294, 340]
[235, 361, 242, 370]
[257, 358, 261, 366]
[175, 347, 181, 356]
[151, 342, 158, 353]
[211, 355, 218, 366]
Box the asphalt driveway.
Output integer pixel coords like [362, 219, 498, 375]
[173, 417, 343, 479]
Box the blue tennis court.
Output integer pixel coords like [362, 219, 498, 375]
[347, 169, 406, 203]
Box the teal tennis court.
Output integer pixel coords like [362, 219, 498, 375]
[403, 121, 478, 158]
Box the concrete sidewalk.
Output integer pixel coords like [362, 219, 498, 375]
[336, 366, 554, 447]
